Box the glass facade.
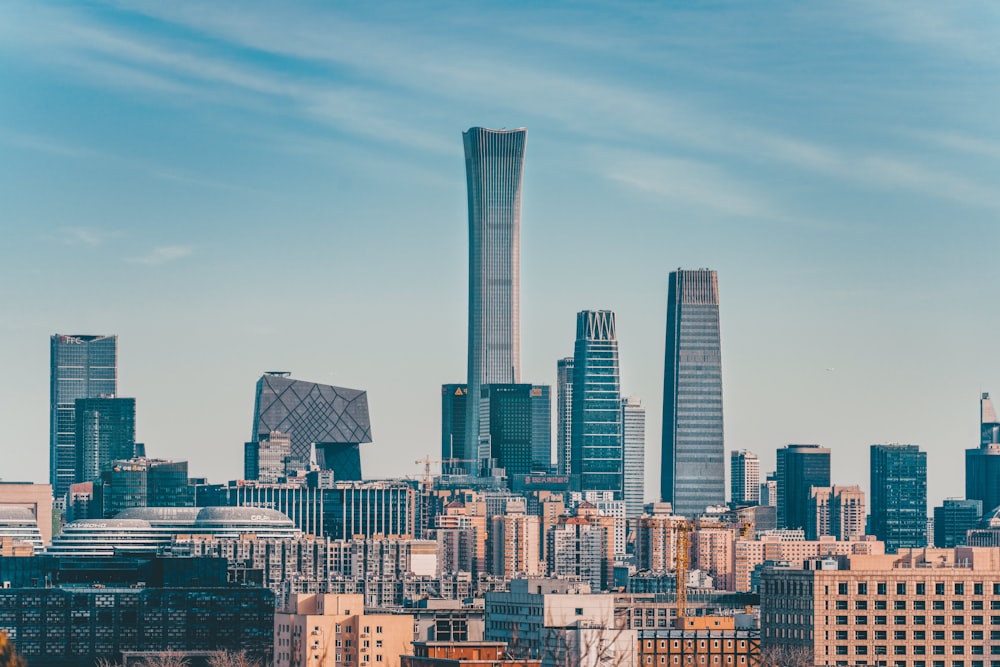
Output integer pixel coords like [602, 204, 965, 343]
[96, 458, 193, 518]
[571, 310, 622, 495]
[730, 450, 761, 506]
[776, 444, 831, 531]
[556, 357, 574, 476]
[478, 384, 549, 479]
[252, 373, 371, 480]
[933, 498, 981, 548]
[966, 392, 1000, 515]
[75, 397, 135, 485]
[441, 384, 469, 474]
[50, 334, 117, 500]
[870, 443, 928, 552]
[622, 397, 646, 518]
[464, 127, 527, 464]
[660, 270, 725, 517]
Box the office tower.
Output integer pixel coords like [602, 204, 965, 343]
[621, 396, 646, 518]
[869, 443, 928, 552]
[556, 357, 574, 475]
[807, 485, 866, 540]
[933, 498, 982, 548]
[95, 457, 192, 517]
[244, 430, 291, 483]
[477, 384, 550, 479]
[776, 444, 830, 531]
[570, 310, 622, 495]
[660, 269, 724, 517]
[74, 397, 136, 485]
[759, 472, 777, 507]
[50, 334, 117, 500]
[464, 127, 527, 465]
[252, 372, 372, 481]
[966, 392, 1000, 514]
[730, 450, 760, 506]
[530, 385, 552, 473]
[441, 384, 469, 474]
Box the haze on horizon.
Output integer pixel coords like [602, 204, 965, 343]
[2, 1, 999, 509]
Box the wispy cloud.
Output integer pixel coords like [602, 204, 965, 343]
[127, 245, 194, 266]
[43, 227, 105, 246]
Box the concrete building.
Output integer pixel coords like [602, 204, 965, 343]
[761, 547, 1000, 666]
[402, 642, 540, 667]
[0, 482, 53, 545]
[691, 521, 738, 592]
[730, 450, 760, 507]
[244, 430, 291, 484]
[274, 593, 414, 667]
[635, 512, 685, 573]
[547, 518, 608, 591]
[488, 501, 542, 578]
[637, 617, 760, 667]
[807, 485, 866, 541]
[733, 534, 885, 593]
[568, 491, 626, 556]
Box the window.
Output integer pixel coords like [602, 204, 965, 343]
[994, 583, 1000, 595]
[956, 583, 965, 595]
[974, 583, 983, 595]
[894, 616, 906, 625]
[575, 608, 584, 616]
[953, 631, 965, 640]
[836, 631, 848, 640]
[974, 601, 985, 610]
[897, 583, 907, 595]
[933, 616, 946, 625]
[954, 601, 965, 610]
[839, 583, 849, 595]
[934, 601, 946, 610]
[915, 616, 926, 625]
[856, 601, 869, 610]
[954, 647, 966, 655]
[894, 630, 906, 640]
[895, 647, 907, 656]
[954, 616, 966, 625]
[914, 646, 926, 655]
[933, 631, 945, 641]
[856, 631, 868, 640]
[856, 616, 868, 625]
[857, 647, 869, 655]
[914, 631, 926, 640]
[836, 616, 848, 626]
[934, 647, 946, 656]
[936, 583, 946, 595]
[877, 583, 887, 595]
[876, 600, 888, 610]
[859, 583, 868, 595]
[375, 626, 382, 634]
[875, 630, 887, 640]
[973, 616, 985, 625]
[837, 647, 849, 655]
[915, 600, 927, 610]
[876, 616, 887, 625]
[894, 601, 907, 610]
[972, 630, 984, 641]
[917, 582, 926, 595]
[837, 600, 849, 610]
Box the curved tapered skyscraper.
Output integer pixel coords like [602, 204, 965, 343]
[661, 269, 724, 516]
[464, 127, 527, 472]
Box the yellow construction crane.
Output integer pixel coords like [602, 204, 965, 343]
[415, 455, 461, 486]
[675, 519, 690, 621]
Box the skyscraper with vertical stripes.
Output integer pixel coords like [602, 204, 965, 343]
[556, 357, 574, 475]
[660, 269, 724, 516]
[463, 127, 527, 472]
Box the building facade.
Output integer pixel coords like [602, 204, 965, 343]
[571, 310, 622, 496]
[478, 384, 550, 479]
[730, 450, 760, 507]
[464, 127, 527, 464]
[50, 334, 117, 500]
[74, 397, 136, 486]
[252, 372, 372, 481]
[661, 270, 724, 517]
[870, 443, 928, 552]
[622, 396, 646, 518]
[776, 444, 831, 531]
[442, 384, 469, 474]
[967, 392, 1000, 516]
[807, 485, 866, 541]
[556, 357, 574, 476]
[934, 499, 982, 549]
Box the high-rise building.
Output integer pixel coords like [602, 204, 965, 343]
[478, 384, 550, 479]
[966, 392, 1000, 514]
[252, 372, 372, 481]
[556, 357, 574, 476]
[730, 450, 760, 506]
[244, 430, 291, 484]
[621, 397, 645, 518]
[933, 498, 982, 548]
[74, 397, 136, 485]
[869, 443, 928, 552]
[759, 472, 777, 507]
[570, 310, 622, 496]
[660, 269, 724, 517]
[95, 457, 193, 518]
[806, 485, 866, 541]
[441, 384, 469, 474]
[776, 444, 830, 531]
[50, 334, 117, 500]
[464, 127, 527, 466]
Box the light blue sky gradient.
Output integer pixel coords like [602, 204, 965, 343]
[2, 1, 999, 508]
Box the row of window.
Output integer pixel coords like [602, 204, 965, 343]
[833, 645, 991, 656]
[833, 629, 991, 640]
[830, 615, 996, 625]
[835, 599, 990, 610]
[834, 582, 998, 596]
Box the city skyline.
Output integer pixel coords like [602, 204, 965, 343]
[4, 3, 1000, 508]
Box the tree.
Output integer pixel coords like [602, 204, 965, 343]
[207, 651, 261, 667]
[0, 632, 27, 667]
[137, 652, 190, 667]
[759, 643, 813, 667]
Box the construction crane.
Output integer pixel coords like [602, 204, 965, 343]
[415, 455, 462, 487]
[675, 519, 691, 622]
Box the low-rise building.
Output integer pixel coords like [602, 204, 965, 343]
[401, 641, 540, 667]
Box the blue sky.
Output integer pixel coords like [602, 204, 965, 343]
[2, 1, 999, 508]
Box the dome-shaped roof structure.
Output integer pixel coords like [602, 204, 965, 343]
[981, 505, 1000, 529]
[194, 506, 293, 525]
[115, 507, 201, 522]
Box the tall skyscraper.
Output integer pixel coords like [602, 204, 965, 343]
[74, 397, 136, 485]
[966, 392, 1000, 514]
[571, 310, 622, 495]
[477, 383, 550, 479]
[556, 357, 574, 475]
[621, 396, 646, 518]
[776, 444, 830, 531]
[50, 334, 118, 500]
[870, 443, 928, 552]
[252, 372, 372, 481]
[464, 127, 527, 467]
[441, 384, 469, 474]
[730, 450, 761, 506]
[660, 269, 724, 517]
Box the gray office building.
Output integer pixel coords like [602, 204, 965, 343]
[463, 127, 527, 466]
[556, 357, 574, 476]
[870, 443, 928, 552]
[933, 498, 982, 548]
[660, 269, 725, 516]
[966, 392, 1000, 515]
[571, 310, 622, 495]
[622, 396, 646, 518]
[776, 443, 831, 531]
[75, 396, 136, 484]
[252, 372, 372, 481]
[50, 334, 118, 500]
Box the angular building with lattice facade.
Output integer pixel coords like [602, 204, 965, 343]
[464, 127, 527, 469]
[252, 373, 372, 480]
[661, 270, 724, 517]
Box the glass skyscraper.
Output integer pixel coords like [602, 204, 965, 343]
[730, 450, 761, 506]
[966, 392, 1000, 515]
[556, 357, 574, 475]
[660, 269, 724, 516]
[621, 396, 646, 518]
[776, 443, 831, 531]
[463, 127, 527, 469]
[870, 443, 927, 553]
[478, 384, 550, 479]
[571, 310, 622, 495]
[50, 334, 117, 500]
[74, 396, 136, 485]
[441, 384, 469, 474]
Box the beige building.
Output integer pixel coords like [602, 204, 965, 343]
[734, 534, 884, 592]
[809, 485, 866, 541]
[691, 523, 738, 591]
[761, 547, 1000, 666]
[0, 482, 53, 545]
[274, 593, 414, 667]
[488, 503, 542, 578]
